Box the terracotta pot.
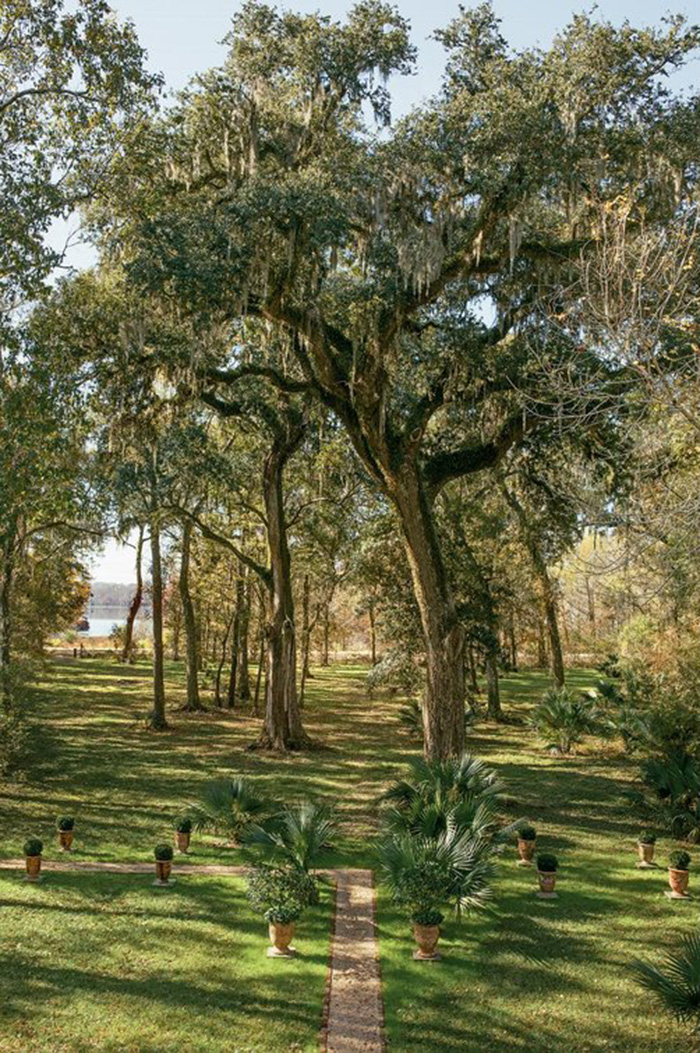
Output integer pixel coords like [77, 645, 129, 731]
[638, 842, 655, 865]
[669, 868, 689, 896]
[268, 921, 295, 955]
[155, 860, 172, 884]
[413, 923, 441, 960]
[58, 830, 74, 852]
[25, 855, 42, 882]
[175, 831, 190, 853]
[537, 870, 557, 895]
[517, 838, 536, 864]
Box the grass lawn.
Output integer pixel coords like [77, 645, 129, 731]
[0, 870, 331, 1052]
[0, 657, 694, 1051]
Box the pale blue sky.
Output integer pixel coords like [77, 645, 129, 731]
[90, 0, 697, 584]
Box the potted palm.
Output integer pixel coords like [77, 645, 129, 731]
[154, 843, 175, 886]
[637, 830, 657, 868]
[246, 863, 316, 957]
[376, 827, 494, 962]
[24, 837, 44, 882]
[243, 799, 337, 875]
[668, 850, 691, 898]
[174, 816, 192, 853]
[516, 823, 537, 866]
[56, 816, 75, 852]
[536, 853, 559, 898]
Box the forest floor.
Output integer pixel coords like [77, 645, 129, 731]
[0, 658, 693, 1051]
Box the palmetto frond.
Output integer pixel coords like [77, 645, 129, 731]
[187, 778, 269, 840]
[243, 800, 337, 872]
[381, 752, 506, 840]
[633, 932, 700, 1026]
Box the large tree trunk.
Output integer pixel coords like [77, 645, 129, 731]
[391, 467, 466, 760]
[256, 435, 309, 750]
[121, 525, 144, 662]
[149, 518, 168, 729]
[179, 521, 204, 711]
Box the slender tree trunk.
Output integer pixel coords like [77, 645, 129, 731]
[237, 569, 251, 701]
[121, 526, 144, 662]
[321, 602, 331, 666]
[391, 466, 466, 760]
[484, 649, 502, 721]
[507, 610, 518, 672]
[502, 484, 565, 688]
[256, 435, 309, 750]
[368, 604, 377, 665]
[179, 521, 204, 711]
[467, 644, 479, 694]
[227, 575, 243, 708]
[253, 630, 265, 717]
[542, 579, 565, 688]
[0, 531, 15, 704]
[215, 609, 234, 707]
[537, 619, 547, 668]
[149, 517, 167, 729]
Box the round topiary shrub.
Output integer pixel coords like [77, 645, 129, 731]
[24, 837, 43, 857]
[154, 843, 174, 862]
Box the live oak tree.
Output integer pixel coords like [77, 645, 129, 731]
[105, 3, 699, 757]
[0, 0, 156, 317]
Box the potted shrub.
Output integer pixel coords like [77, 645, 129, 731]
[56, 816, 75, 852]
[536, 853, 559, 898]
[24, 837, 43, 882]
[174, 817, 192, 853]
[376, 830, 494, 962]
[154, 843, 174, 886]
[246, 863, 316, 958]
[668, 850, 691, 898]
[516, 824, 537, 866]
[637, 830, 656, 868]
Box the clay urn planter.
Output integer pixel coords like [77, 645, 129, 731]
[154, 843, 174, 886]
[23, 837, 44, 882]
[637, 831, 656, 868]
[536, 853, 559, 898]
[57, 816, 75, 852]
[668, 850, 691, 898]
[268, 920, 296, 957]
[412, 917, 443, 961]
[174, 817, 192, 854]
[516, 824, 537, 866]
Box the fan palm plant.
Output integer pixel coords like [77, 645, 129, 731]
[633, 931, 700, 1033]
[187, 778, 269, 843]
[243, 800, 337, 872]
[376, 819, 495, 922]
[381, 752, 509, 842]
[528, 688, 599, 754]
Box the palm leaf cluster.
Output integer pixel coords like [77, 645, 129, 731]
[186, 778, 268, 843]
[528, 688, 599, 754]
[243, 800, 337, 872]
[377, 752, 516, 922]
[633, 931, 700, 1030]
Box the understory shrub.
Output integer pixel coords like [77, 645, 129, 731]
[629, 752, 700, 843]
[528, 688, 599, 753]
[365, 649, 423, 700]
[397, 697, 477, 741]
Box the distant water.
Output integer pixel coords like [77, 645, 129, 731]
[80, 606, 152, 638]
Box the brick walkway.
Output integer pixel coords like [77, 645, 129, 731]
[1, 858, 385, 1052]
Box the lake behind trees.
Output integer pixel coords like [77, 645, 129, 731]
[81, 606, 152, 638]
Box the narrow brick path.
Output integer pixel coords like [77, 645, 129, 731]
[323, 869, 384, 1053]
[0, 859, 246, 875]
[1, 859, 385, 1051]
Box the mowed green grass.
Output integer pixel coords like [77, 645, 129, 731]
[0, 657, 694, 1051]
[0, 871, 331, 1052]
